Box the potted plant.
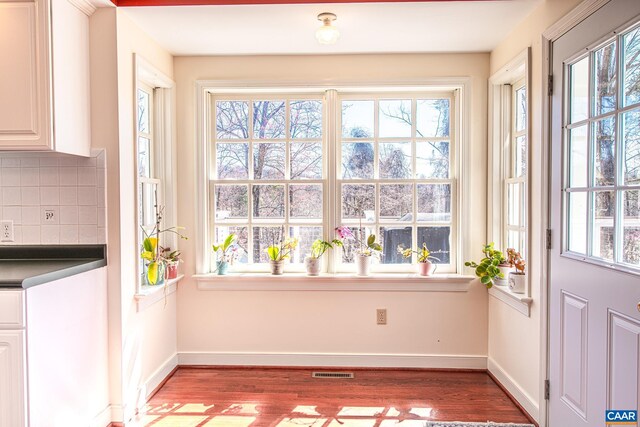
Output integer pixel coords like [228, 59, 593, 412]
[305, 237, 343, 276]
[212, 233, 241, 275]
[162, 248, 182, 279]
[266, 236, 299, 275]
[397, 243, 440, 276]
[464, 243, 507, 289]
[506, 248, 526, 294]
[335, 226, 382, 276]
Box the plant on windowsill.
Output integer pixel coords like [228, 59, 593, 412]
[266, 236, 299, 275]
[506, 248, 526, 294]
[162, 248, 182, 280]
[397, 243, 441, 276]
[305, 237, 344, 276]
[464, 243, 507, 289]
[335, 226, 382, 277]
[212, 233, 241, 275]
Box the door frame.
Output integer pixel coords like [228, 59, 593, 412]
[540, 1, 611, 426]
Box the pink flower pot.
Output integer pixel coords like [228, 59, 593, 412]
[417, 261, 435, 276]
[165, 263, 179, 280]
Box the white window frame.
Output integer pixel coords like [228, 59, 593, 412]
[134, 54, 177, 293]
[195, 79, 470, 277]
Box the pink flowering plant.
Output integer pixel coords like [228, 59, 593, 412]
[335, 226, 382, 257]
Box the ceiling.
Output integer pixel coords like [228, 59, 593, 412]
[123, 0, 541, 56]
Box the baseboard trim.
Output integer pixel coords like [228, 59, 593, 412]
[487, 357, 539, 426]
[90, 405, 112, 427]
[109, 405, 123, 424]
[178, 352, 487, 370]
[141, 353, 179, 401]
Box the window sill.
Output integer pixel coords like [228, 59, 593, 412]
[193, 273, 474, 292]
[135, 275, 184, 311]
[488, 284, 532, 316]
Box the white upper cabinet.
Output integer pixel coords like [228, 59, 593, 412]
[0, 0, 92, 156]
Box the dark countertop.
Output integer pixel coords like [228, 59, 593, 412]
[0, 245, 107, 289]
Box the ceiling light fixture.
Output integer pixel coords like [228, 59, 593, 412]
[316, 12, 340, 45]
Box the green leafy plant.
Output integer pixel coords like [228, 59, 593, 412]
[212, 233, 241, 263]
[309, 238, 344, 259]
[266, 236, 299, 262]
[335, 226, 382, 257]
[398, 243, 440, 263]
[465, 243, 507, 288]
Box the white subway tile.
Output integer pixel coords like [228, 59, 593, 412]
[77, 167, 96, 186]
[21, 187, 40, 206]
[97, 208, 105, 227]
[2, 207, 21, 224]
[59, 187, 77, 205]
[77, 156, 97, 167]
[41, 206, 59, 225]
[22, 225, 40, 244]
[21, 207, 40, 225]
[59, 206, 78, 225]
[40, 187, 59, 205]
[12, 225, 22, 244]
[97, 187, 106, 208]
[77, 187, 97, 206]
[20, 158, 39, 167]
[78, 206, 97, 225]
[3, 187, 21, 205]
[97, 228, 106, 244]
[96, 151, 106, 168]
[59, 225, 78, 244]
[59, 167, 78, 186]
[58, 156, 78, 167]
[97, 169, 106, 188]
[38, 157, 58, 167]
[39, 167, 59, 186]
[41, 225, 60, 244]
[78, 225, 97, 243]
[2, 168, 21, 186]
[20, 168, 39, 186]
[1, 158, 21, 168]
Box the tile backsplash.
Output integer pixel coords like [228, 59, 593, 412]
[0, 150, 106, 245]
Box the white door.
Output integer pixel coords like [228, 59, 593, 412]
[549, 1, 640, 426]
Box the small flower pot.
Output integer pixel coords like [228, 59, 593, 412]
[270, 260, 285, 275]
[495, 265, 513, 286]
[417, 260, 436, 276]
[143, 262, 165, 287]
[165, 263, 179, 280]
[216, 260, 230, 275]
[305, 257, 321, 276]
[356, 255, 371, 276]
[509, 273, 526, 294]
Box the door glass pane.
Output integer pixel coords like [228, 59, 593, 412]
[622, 109, 640, 186]
[379, 184, 413, 220]
[379, 226, 412, 264]
[569, 126, 588, 187]
[416, 141, 449, 179]
[417, 184, 451, 222]
[515, 86, 526, 132]
[379, 142, 411, 179]
[252, 184, 285, 218]
[593, 116, 616, 186]
[570, 57, 589, 123]
[216, 101, 249, 139]
[252, 226, 283, 263]
[289, 184, 322, 219]
[214, 185, 248, 220]
[417, 226, 450, 264]
[217, 143, 249, 179]
[416, 99, 450, 137]
[568, 192, 587, 254]
[342, 142, 374, 179]
[379, 100, 412, 138]
[253, 101, 286, 139]
[622, 27, 640, 107]
[623, 190, 640, 265]
[593, 42, 617, 116]
[288, 226, 323, 263]
[342, 184, 375, 221]
[253, 143, 285, 180]
[342, 100, 374, 138]
[290, 100, 322, 139]
[592, 191, 615, 260]
[515, 135, 526, 177]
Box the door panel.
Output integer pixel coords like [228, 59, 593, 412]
[608, 312, 640, 411]
[560, 291, 588, 419]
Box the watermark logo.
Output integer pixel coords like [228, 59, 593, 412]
[606, 410, 638, 425]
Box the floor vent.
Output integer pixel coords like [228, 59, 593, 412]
[312, 372, 354, 379]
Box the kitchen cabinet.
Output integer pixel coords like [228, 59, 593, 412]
[0, 0, 92, 156]
[0, 292, 27, 427]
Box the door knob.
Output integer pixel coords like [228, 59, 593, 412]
[637, 302, 640, 313]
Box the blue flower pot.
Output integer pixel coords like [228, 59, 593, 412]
[216, 261, 230, 275]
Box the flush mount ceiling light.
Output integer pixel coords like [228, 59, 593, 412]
[316, 12, 340, 45]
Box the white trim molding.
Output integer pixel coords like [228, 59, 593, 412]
[488, 357, 539, 422]
[140, 353, 179, 402]
[489, 285, 532, 316]
[543, 0, 610, 40]
[134, 275, 183, 311]
[179, 351, 487, 370]
[66, 0, 97, 16]
[89, 405, 112, 427]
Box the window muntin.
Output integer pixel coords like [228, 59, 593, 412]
[564, 22, 640, 269]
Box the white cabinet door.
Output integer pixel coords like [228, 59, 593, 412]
[0, 330, 26, 427]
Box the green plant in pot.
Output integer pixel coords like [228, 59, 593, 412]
[305, 238, 343, 276]
[398, 243, 440, 276]
[465, 243, 507, 289]
[212, 233, 241, 275]
[162, 248, 182, 280]
[266, 236, 299, 275]
[506, 248, 526, 294]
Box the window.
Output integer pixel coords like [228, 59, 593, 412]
[564, 23, 640, 270]
[137, 83, 161, 239]
[207, 89, 459, 274]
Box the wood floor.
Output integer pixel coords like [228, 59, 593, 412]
[135, 367, 532, 427]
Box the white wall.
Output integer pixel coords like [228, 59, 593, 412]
[487, 0, 583, 422]
[174, 54, 491, 367]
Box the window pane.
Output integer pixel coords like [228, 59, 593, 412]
[252, 226, 283, 263]
[289, 226, 323, 263]
[138, 136, 150, 178]
[570, 57, 589, 123]
[507, 230, 520, 253]
[342, 100, 374, 138]
[417, 226, 450, 264]
[342, 184, 375, 221]
[253, 101, 286, 139]
[379, 142, 411, 179]
[417, 184, 451, 222]
[291, 142, 323, 180]
[137, 89, 150, 133]
[217, 143, 249, 179]
[622, 109, 640, 185]
[342, 142, 374, 179]
[379, 100, 412, 138]
[253, 143, 285, 180]
[593, 116, 616, 186]
[515, 86, 526, 132]
[416, 141, 449, 179]
[290, 100, 322, 139]
[140, 182, 157, 228]
[379, 226, 412, 264]
[290, 184, 322, 219]
[216, 101, 249, 139]
[569, 126, 588, 187]
[252, 184, 284, 218]
[568, 191, 587, 254]
[508, 183, 520, 226]
[623, 190, 640, 265]
[592, 191, 614, 261]
[340, 226, 375, 263]
[214, 226, 248, 264]
[515, 135, 526, 177]
[623, 27, 640, 107]
[593, 42, 617, 116]
[380, 184, 413, 220]
[214, 185, 248, 220]
[417, 99, 450, 137]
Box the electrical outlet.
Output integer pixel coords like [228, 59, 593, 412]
[376, 308, 387, 325]
[1, 220, 14, 242]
